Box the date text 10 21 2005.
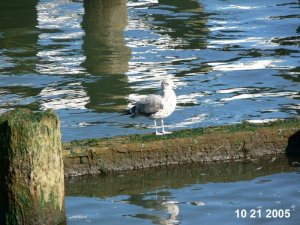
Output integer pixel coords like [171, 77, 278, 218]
[235, 209, 291, 219]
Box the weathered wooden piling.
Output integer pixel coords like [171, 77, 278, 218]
[0, 109, 65, 225]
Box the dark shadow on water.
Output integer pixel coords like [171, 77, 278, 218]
[81, 0, 132, 113]
[81, 0, 131, 75]
[285, 130, 300, 155]
[285, 130, 300, 168]
[0, 0, 40, 111]
[155, 0, 209, 49]
[0, 0, 38, 74]
[66, 154, 295, 198]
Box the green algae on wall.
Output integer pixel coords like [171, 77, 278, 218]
[63, 118, 300, 177]
[0, 109, 66, 225]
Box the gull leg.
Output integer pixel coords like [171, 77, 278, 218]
[161, 119, 172, 135]
[154, 119, 163, 135]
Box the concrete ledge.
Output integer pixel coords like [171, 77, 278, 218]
[63, 118, 300, 177]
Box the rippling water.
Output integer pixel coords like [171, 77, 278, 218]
[66, 155, 300, 225]
[0, 0, 299, 141]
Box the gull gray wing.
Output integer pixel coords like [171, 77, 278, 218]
[135, 94, 163, 115]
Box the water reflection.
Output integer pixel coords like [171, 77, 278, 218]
[66, 156, 294, 197]
[126, 0, 210, 90]
[125, 194, 179, 225]
[0, 0, 38, 74]
[0, 0, 299, 140]
[36, 0, 132, 113]
[36, 0, 88, 111]
[155, 0, 209, 49]
[66, 155, 299, 224]
[0, 0, 41, 113]
[36, 0, 85, 75]
[82, 0, 131, 75]
[82, 0, 132, 112]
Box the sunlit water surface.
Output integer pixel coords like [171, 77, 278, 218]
[0, 0, 299, 141]
[66, 155, 300, 225]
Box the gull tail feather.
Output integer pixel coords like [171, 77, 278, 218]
[122, 106, 136, 118]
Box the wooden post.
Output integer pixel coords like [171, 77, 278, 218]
[0, 109, 66, 225]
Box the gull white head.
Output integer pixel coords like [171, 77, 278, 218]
[161, 79, 177, 90]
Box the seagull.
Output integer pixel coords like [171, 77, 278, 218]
[130, 79, 177, 135]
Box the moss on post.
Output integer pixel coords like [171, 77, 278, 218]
[0, 109, 66, 225]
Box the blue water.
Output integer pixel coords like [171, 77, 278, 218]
[0, 0, 299, 141]
[66, 156, 300, 225]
